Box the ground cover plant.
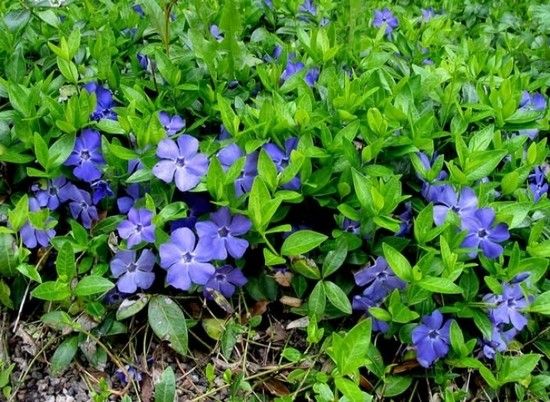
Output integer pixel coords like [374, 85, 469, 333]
[0, 0, 549, 400]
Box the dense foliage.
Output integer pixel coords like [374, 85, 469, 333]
[0, 0, 549, 400]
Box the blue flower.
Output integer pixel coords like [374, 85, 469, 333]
[264, 138, 300, 190]
[110, 249, 155, 293]
[299, 0, 316, 16]
[64, 129, 105, 183]
[203, 265, 247, 299]
[152, 135, 209, 192]
[83, 82, 117, 121]
[91, 179, 113, 204]
[432, 186, 478, 226]
[20, 198, 56, 248]
[373, 8, 398, 35]
[68, 189, 99, 229]
[304, 67, 320, 87]
[32, 176, 75, 211]
[217, 144, 258, 196]
[281, 56, 305, 82]
[484, 284, 530, 330]
[195, 207, 251, 260]
[210, 24, 223, 41]
[412, 310, 451, 367]
[159, 227, 215, 291]
[117, 208, 156, 248]
[159, 111, 185, 136]
[528, 166, 548, 203]
[354, 257, 405, 302]
[460, 208, 509, 259]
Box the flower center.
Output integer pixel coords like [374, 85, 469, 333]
[135, 224, 143, 232]
[428, 330, 439, 339]
[182, 252, 192, 263]
[80, 150, 91, 160]
[451, 205, 460, 212]
[477, 229, 487, 238]
[127, 262, 138, 272]
[49, 187, 58, 196]
[215, 273, 226, 281]
[507, 299, 516, 308]
[218, 226, 229, 237]
[175, 157, 185, 167]
[80, 201, 87, 208]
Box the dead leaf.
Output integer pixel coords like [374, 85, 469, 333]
[266, 322, 287, 342]
[286, 316, 309, 329]
[279, 296, 302, 308]
[242, 300, 269, 324]
[15, 326, 38, 356]
[141, 373, 154, 402]
[274, 270, 293, 287]
[359, 375, 375, 392]
[264, 378, 290, 396]
[390, 359, 420, 374]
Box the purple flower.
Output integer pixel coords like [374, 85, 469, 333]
[132, 4, 145, 17]
[529, 166, 548, 203]
[64, 129, 105, 183]
[299, 0, 316, 15]
[195, 207, 251, 260]
[152, 135, 209, 192]
[217, 144, 258, 196]
[117, 184, 141, 214]
[432, 186, 477, 226]
[115, 365, 142, 385]
[351, 291, 390, 333]
[32, 176, 75, 211]
[281, 57, 305, 82]
[159, 227, 215, 291]
[342, 218, 360, 235]
[485, 284, 530, 330]
[412, 310, 451, 368]
[396, 202, 413, 237]
[264, 138, 300, 190]
[83, 82, 117, 121]
[373, 8, 398, 35]
[519, 91, 547, 112]
[117, 208, 156, 249]
[421, 8, 435, 21]
[354, 257, 405, 302]
[210, 24, 223, 41]
[110, 249, 155, 293]
[304, 67, 320, 87]
[481, 325, 517, 359]
[159, 112, 185, 136]
[416, 152, 448, 201]
[203, 265, 247, 299]
[20, 198, 56, 248]
[128, 159, 144, 174]
[68, 189, 99, 229]
[218, 125, 231, 140]
[91, 179, 113, 204]
[461, 208, 509, 259]
[137, 53, 151, 71]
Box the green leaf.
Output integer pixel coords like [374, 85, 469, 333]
[497, 354, 541, 384]
[33, 133, 49, 169]
[335, 376, 372, 402]
[322, 246, 347, 278]
[8, 194, 29, 232]
[382, 376, 413, 397]
[281, 230, 328, 256]
[450, 320, 467, 356]
[341, 318, 372, 375]
[382, 243, 412, 281]
[417, 277, 463, 294]
[51, 336, 79, 376]
[4, 9, 31, 32]
[155, 367, 176, 402]
[0, 234, 18, 277]
[351, 169, 370, 209]
[257, 149, 278, 191]
[74, 276, 115, 296]
[530, 291, 550, 315]
[56, 242, 76, 283]
[464, 150, 507, 181]
[41, 311, 75, 332]
[31, 281, 71, 301]
[148, 296, 188, 355]
[16, 263, 42, 283]
[323, 281, 352, 314]
[116, 294, 151, 321]
[308, 281, 326, 317]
